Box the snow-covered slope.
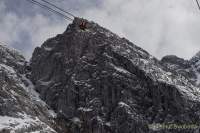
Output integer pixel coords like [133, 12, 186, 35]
[0, 45, 56, 133]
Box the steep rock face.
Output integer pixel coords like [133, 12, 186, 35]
[0, 45, 56, 133]
[31, 18, 200, 133]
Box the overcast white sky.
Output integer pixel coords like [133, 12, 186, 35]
[0, 0, 200, 59]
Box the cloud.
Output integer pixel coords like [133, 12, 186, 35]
[80, 0, 200, 59]
[0, 0, 68, 59]
[1, 0, 200, 60]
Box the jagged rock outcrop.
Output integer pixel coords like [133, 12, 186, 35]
[161, 55, 191, 69]
[0, 45, 57, 133]
[161, 55, 196, 85]
[190, 52, 200, 86]
[30, 18, 200, 133]
[161, 53, 200, 87]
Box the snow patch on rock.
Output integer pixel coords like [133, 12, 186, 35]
[0, 113, 55, 132]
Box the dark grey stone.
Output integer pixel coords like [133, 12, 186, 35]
[30, 18, 200, 133]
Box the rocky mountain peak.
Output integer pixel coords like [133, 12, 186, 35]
[190, 51, 200, 63]
[1, 17, 200, 133]
[190, 51, 200, 71]
[161, 55, 191, 69]
[161, 53, 200, 87]
[29, 18, 200, 133]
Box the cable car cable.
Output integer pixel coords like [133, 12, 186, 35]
[40, 0, 75, 18]
[25, 0, 73, 21]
